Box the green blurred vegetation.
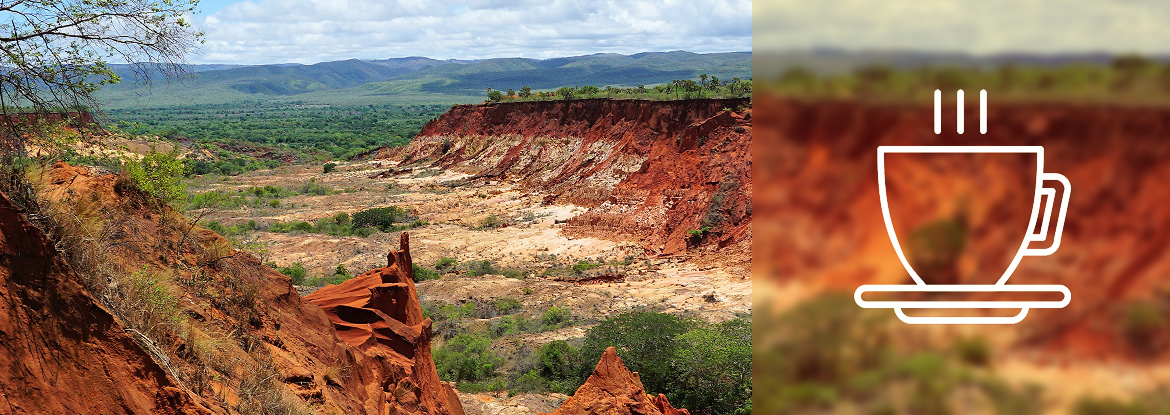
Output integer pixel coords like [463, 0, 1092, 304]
[762, 54, 1170, 105]
[754, 294, 1043, 415]
[487, 75, 751, 102]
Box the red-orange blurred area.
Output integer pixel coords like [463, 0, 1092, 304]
[752, 89, 1170, 414]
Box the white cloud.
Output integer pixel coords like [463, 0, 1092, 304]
[192, 0, 751, 64]
[754, 0, 1170, 55]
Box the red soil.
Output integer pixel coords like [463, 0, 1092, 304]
[0, 190, 210, 414]
[27, 162, 465, 414]
[388, 99, 752, 255]
[539, 347, 690, 415]
[754, 94, 1170, 359]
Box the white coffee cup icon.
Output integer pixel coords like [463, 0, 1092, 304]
[855, 146, 1072, 324]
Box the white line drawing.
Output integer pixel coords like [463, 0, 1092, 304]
[934, 89, 988, 135]
[980, 90, 987, 134]
[855, 146, 1072, 324]
[956, 90, 964, 134]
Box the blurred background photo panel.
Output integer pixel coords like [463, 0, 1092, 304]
[755, 1, 1170, 414]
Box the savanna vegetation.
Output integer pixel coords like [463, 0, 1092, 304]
[107, 103, 449, 161]
[486, 75, 752, 102]
[425, 307, 751, 415]
[761, 54, 1170, 105]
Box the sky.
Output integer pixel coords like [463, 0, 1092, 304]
[189, 0, 752, 64]
[755, 0, 1170, 56]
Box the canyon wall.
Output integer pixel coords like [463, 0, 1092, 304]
[383, 98, 752, 255]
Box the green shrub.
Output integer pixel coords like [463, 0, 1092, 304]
[478, 215, 503, 230]
[579, 312, 694, 396]
[279, 262, 307, 285]
[571, 260, 602, 273]
[493, 297, 522, 315]
[412, 264, 440, 282]
[670, 318, 752, 415]
[323, 162, 337, 173]
[268, 199, 280, 208]
[464, 260, 498, 277]
[435, 257, 458, 270]
[352, 206, 409, 231]
[541, 306, 572, 331]
[124, 147, 188, 210]
[435, 332, 502, 384]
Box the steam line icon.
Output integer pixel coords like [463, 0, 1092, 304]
[854, 90, 1072, 324]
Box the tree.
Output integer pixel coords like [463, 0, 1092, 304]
[519, 86, 532, 98]
[0, 0, 202, 115]
[506, 88, 515, 98]
[487, 89, 503, 102]
[124, 147, 187, 219]
[556, 86, 574, 100]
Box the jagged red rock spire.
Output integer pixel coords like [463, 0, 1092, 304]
[540, 347, 690, 415]
[306, 232, 463, 415]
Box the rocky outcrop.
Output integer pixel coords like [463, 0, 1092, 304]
[305, 232, 463, 415]
[540, 347, 689, 415]
[0, 191, 210, 414]
[384, 98, 751, 255]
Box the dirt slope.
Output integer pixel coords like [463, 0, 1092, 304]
[305, 233, 463, 415]
[0, 190, 210, 415]
[31, 162, 463, 414]
[381, 99, 751, 255]
[754, 95, 1170, 358]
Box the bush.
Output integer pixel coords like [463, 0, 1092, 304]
[464, 260, 497, 277]
[323, 162, 337, 173]
[412, 263, 440, 282]
[435, 257, 458, 271]
[478, 214, 503, 230]
[579, 312, 693, 397]
[493, 297, 522, 315]
[435, 332, 502, 384]
[541, 306, 571, 330]
[670, 318, 752, 415]
[280, 262, 307, 285]
[124, 147, 187, 210]
[352, 206, 409, 232]
[571, 260, 602, 273]
[538, 340, 580, 381]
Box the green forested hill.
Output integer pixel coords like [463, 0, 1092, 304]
[96, 51, 751, 108]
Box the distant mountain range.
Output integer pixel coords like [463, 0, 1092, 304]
[751, 49, 1159, 79]
[97, 51, 752, 108]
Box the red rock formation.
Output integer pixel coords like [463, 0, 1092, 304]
[387, 98, 751, 255]
[305, 232, 463, 415]
[540, 347, 689, 415]
[0, 191, 211, 414]
[34, 162, 462, 414]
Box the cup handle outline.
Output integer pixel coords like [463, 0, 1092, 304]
[1024, 172, 1070, 256]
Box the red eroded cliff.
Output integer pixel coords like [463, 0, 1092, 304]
[305, 233, 463, 415]
[385, 99, 752, 255]
[754, 94, 1170, 358]
[29, 162, 464, 414]
[0, 190, 211, 414]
